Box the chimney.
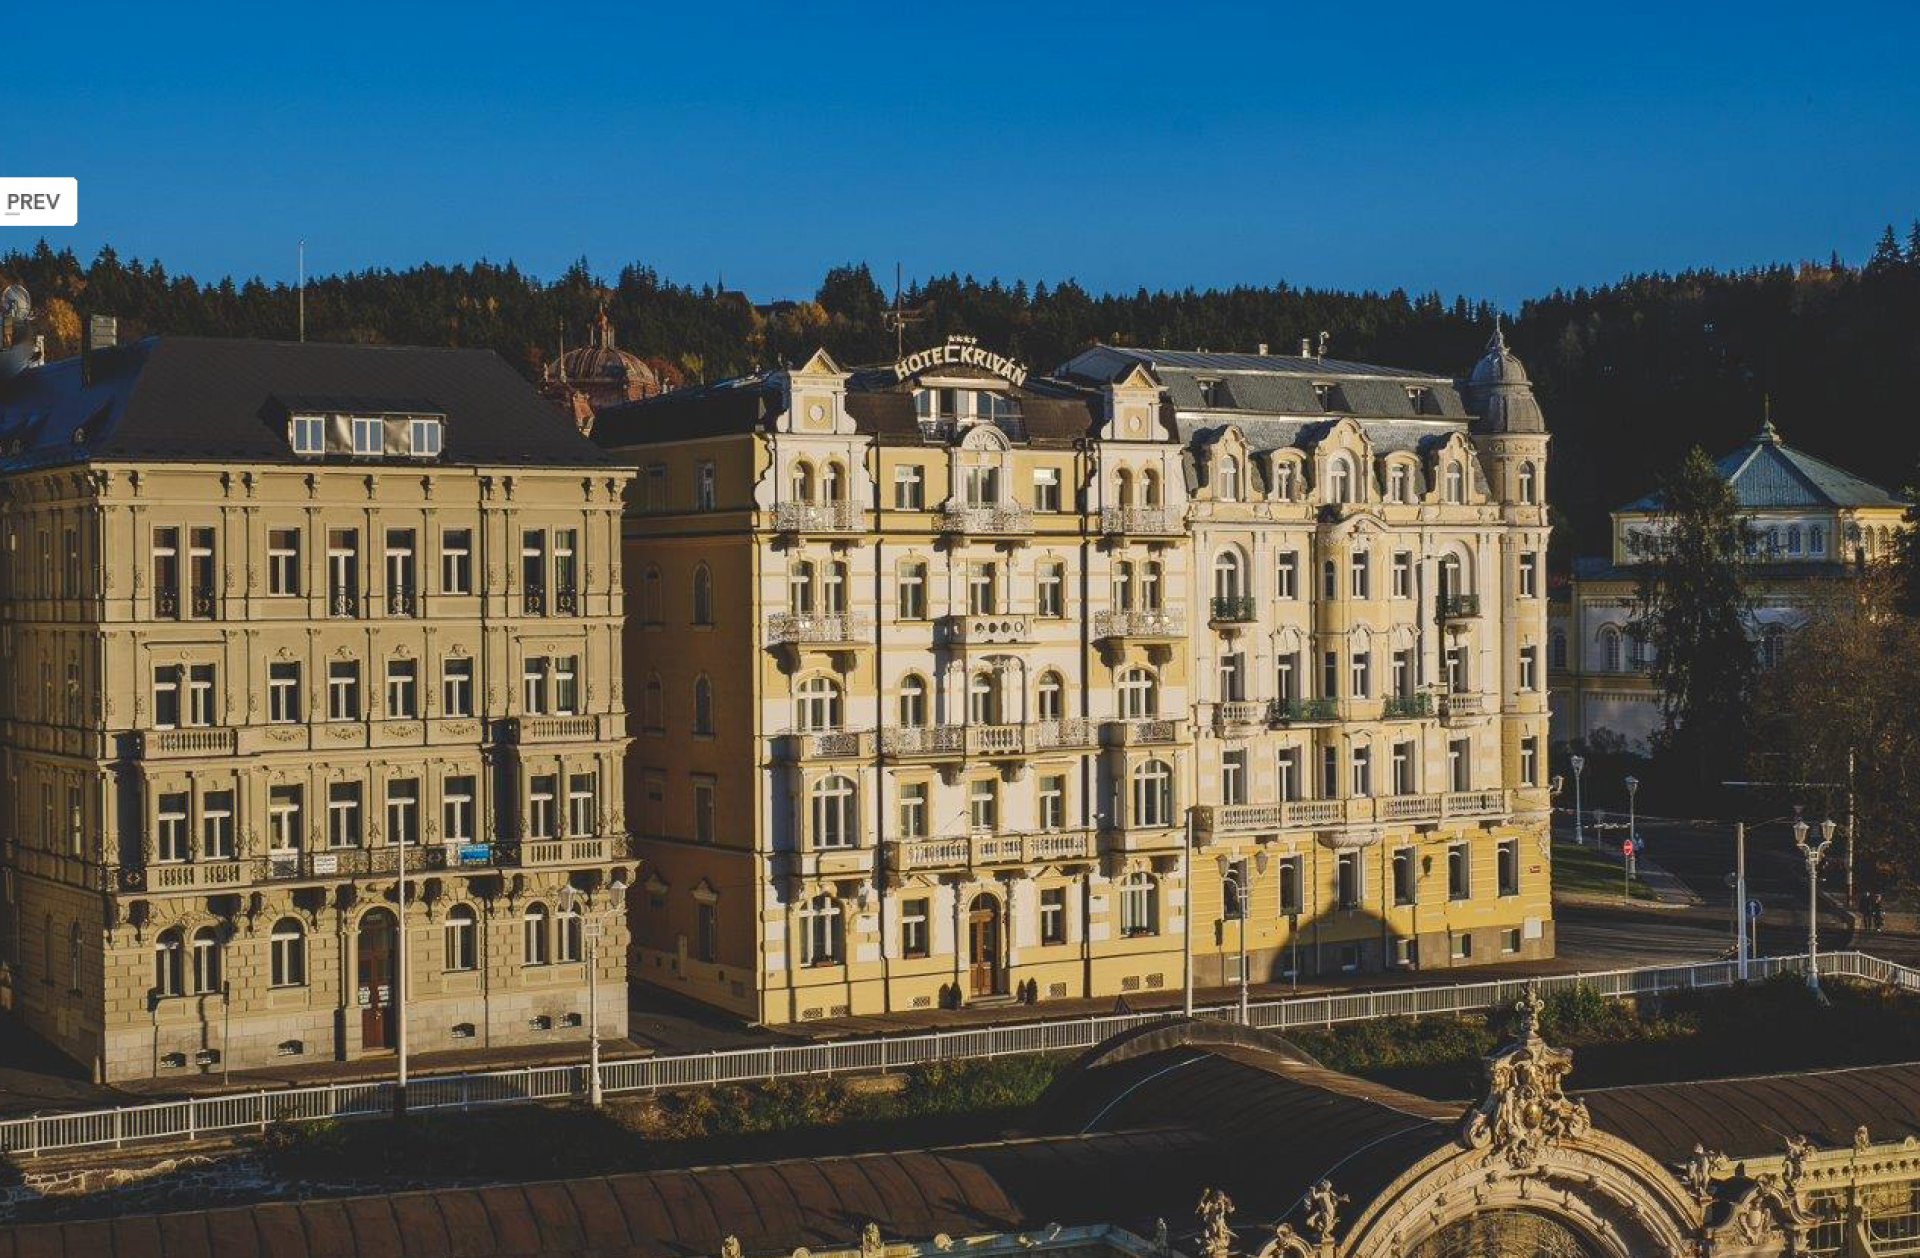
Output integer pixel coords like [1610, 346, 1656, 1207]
[1257, 342, 1268, 356]
[1299, 337, 1311, 357]
[82, 314, 118, 385]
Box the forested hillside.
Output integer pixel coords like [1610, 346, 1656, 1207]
[5, 227, 1918, 559]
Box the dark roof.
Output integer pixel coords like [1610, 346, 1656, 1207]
[1622, 425, 1901, 512]
[1570, 556, 1855, 582]
[592, 375, 784, 447]
[0, 337, 616, 472]
[1581, 1060, 1920, 1166]
[1056, 345, 1471, 422]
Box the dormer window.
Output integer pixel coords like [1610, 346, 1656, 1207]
[290, 415, 324, 456]
[1197, 378, 1223, 408]
[351, 416, 383, 456]
[1313, 383, 1333, 409]
[409, 417, 443, 457]
[1406, 386, 1430, 411]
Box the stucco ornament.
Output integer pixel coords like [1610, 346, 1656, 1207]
[1682, 1144, 1731, 1205]
[1304, 1180, 1348, 1245]
[1197, 1187, 1237, 1258]
[859, 1222, 883, 1258]
[719, 1237, 744, 1258]
[1459, 985, 1591, 1170]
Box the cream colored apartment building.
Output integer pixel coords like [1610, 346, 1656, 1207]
[595, 332, 1552, 1024]
[0, 331, 634, 1080]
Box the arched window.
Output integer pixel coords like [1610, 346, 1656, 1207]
[788, 560, 814, 613]
[1212, 549, 1246, 601]
[692, 676, 714, 735]
[1273, 462, 1295, 500]
[1142, 468, 1162, 507]
[1388, 464, 1410, 503]
[692, 564, 713, 625]
[641, 567, 663, 624]
[1444, 462, 1464, 504]
[898, 674, 928, 727]
[1438, 553, 1468, 601]
[1628, 632, 1649, 671]
[1036, 671, 1064, 721]
[799, 894, 843, 966]
[1119, 667, 1158, 719]
[1132, 759, 1174, 827]
[190, 925, 222, 994]
[1119, 872, 1158, 937]
[556, 901, 583, 963]
[1809, 525, 1826, 555]
[271, 917, 306, 987]
[1217, 455, 1240, 501]
[1113, 560, 1135, 610]
[154, 929, 184, 996]
[68, 921, 81, 992]
[523, 902, 550, 966]
[968, 671, 1001, 724]
[1328, 455, 1354, 504]
[1601, 627, 1622, 673]
[821, 461, 843, 502]
[1518, 462, 1536, 505]
[444, 904, 477, 972]
[1550, 629, 1568, 670]
[1761, 624, 1787, 669]
[797, 676, 842, 731]
[810, 776, 857, 849]
[822, 560, 848, 614]
[790, 460, 814, 503]
[643, 674, 664, 730]
[1114, 468, 1134, 508]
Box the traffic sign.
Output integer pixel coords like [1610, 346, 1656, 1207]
[1620, 840, 1634, 856]
[1747, 898, 1762, 920]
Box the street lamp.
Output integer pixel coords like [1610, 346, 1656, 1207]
[1624, 775, 1639, 850]
[1569, 755, 1586, 846]
[1216, 850, 1269, 1025]
[1792, 819, 1837, 1000]
[559, 877, 628, 1106]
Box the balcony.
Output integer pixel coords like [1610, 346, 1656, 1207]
[794, 842, 875, 880]
[937, 614, 1032, 648]
[1383, 693, 1434, 719]
[772, 729, 876, 762]
[886, 829, 1098, 875]
[1438, 593, 1481, 627]
[774, 501, 865, 534]
[386, 588, 418, 617]
[1212, 700, 1267, 734]
[1192, 791, 1512, 839]
[766, 612, 872, 648]
[1031, 718, 1097, 750]
[523, 586, 546, 616]
[1097, 824, 1185, 856]
[1442, 789, 1509, 819]
[880, 725, 966, 759]
[940, 504, 1033, 537]
[510, 836, 615, 866]
[1270, 698, 1337, 725]
[1209, 595, 1257, 624]
[1440, 692, 1485, 723]
[504, 714, 609, 743]
[1091, 608, 1185, 642]
[255, 843, 469, 882]
[1100, 506, 1179, 536]
[878, 719, 1095, 761]
[137, 727, 240, 759]
[126, 860, 247, 893]
[1101, 718, 1186, 747]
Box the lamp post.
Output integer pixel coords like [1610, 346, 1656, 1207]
[1793, 819, 1836, 1000]
[1569, 755, 1586, 846]
[1216, 851, 1269, 1024]
[1624, 775, 1639, 850]
[559, 879, 627, 1106]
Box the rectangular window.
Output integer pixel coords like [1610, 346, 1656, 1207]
[1278, 855, 1304, 916]
[440, 529, 472, 595]
[156, 792, 190, 862]
[1277, 748, 1302, 801]
[1350, 650, 1370, 699]
[290, 414, 324, 455]
[523, 657, 549, 715]
[268, 529, 301, 596]
[1392, 740, 1415, 794]
[1454, 932, 1473, 960]
[386, 659, 417, 719]
[568, 773, 598, 837]
[1033, 467, 1062, 511]
[694, 778, 716, 843]
[1391, 551, 1412, 598]
[151, 527, 179, 618]
[1221, 750, 1247, 805]
[695, 461, 716, 511]
[1519, 552, 1538, 598]
[644, 464, 666, 511]
[1322, 650, 1339, 700]
[1037, 563, 1065, 618]
[387, 779, 420, 845]
[968, 778, 998, 832]
[1223, 859, 1248, 919]
[1276, 652, 1299, 703]
[328, 661, 361, 721]
[1391, 649, 1413, 699]
[1322, 745, 1339, 798]
[897, 562, 926, 620]
[268, 662, 301, 724]
[1448, 842, 1471, 900]
[268, 786, 303, 853]
[384, 529, 416, 616]
[1350, 552, 1370, 599]
[553, 529, 578, 614]
[898, 782, 928, 838]
[1498, 839, 1520, 897]
[1038, 774, 1067, 830]
[327, 529, 358, 617]
[443, 776, 475, 843]
[409, 416, 442, 456]
[1520, 735, 1539, 787]
[554, 656, 579, 715]
[1351, 745, 1372, 797]
[1449, 738, 1471, 791]
[187, 665, 215, 727]
[328, 782, 363, 848]
[967, 563, 996, 615]
[893, 465, 925, 510]
[152, 666, 180, 729]
[1519, 645, 1538, 692]
[351, 415, 383, 455]
[528, 775, 558, 839]
[188, 528, 215, 618]
[1040, 887, 1067, 945]
[1336, 851, 1361, 910]
[202, 791, 234, 860]
[1322, 558, 1338, 600]
[1275, 552, 1298, 599]
[521, 530, 547, 614]
[901, 898, 930, 958]
[442, 657, 474, 717]
[1393, 847, 1415, 906]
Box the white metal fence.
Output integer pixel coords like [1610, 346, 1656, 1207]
[4, 950, 1912, 1160]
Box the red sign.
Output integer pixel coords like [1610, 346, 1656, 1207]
[1620, 840, 1634, 856]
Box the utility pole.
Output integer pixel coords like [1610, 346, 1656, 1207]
[1846, 749, 1856, 903]
[297, 241, 306, 343]
[1734, 822, 1748, 980]
[394, 834, 409, 1118]
[1181, 808, 1195, 1018]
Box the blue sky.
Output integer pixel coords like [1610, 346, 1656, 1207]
[10, 1, 1920, 306]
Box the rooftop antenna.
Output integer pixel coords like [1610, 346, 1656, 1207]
[1316, 330, 1330, 361]
[297, 241, 306, 343]
[882, 262, 931, 360]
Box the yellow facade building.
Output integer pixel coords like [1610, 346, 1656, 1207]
[595, 332, 1552, 1024]
[0, 328, 634, 1080]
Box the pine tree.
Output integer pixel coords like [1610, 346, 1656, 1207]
[1869, 224, 1904, 270]
[1632, 447, 1757, 786]
[1908, 219, 1920, 265]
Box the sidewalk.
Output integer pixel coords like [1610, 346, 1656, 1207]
[1552, 838, 1702, 911]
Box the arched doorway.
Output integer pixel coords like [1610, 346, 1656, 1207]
[1407, 1210, 1600, 1258]
[967, 893, 1002, 999]
[357, 909, 399, 1050]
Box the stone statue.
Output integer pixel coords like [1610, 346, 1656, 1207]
[1459, 983, 1591, 1170]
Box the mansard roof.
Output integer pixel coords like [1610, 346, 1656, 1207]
[0, 336, 616, 473]
[1058, 344, 1471, 421]
[1622, 421, 1901, 513]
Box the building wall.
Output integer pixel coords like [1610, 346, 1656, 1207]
[0, 459, 634, 1080]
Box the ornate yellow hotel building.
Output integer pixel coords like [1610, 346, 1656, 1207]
[0, 329, 634, 1080]
[595, 331, 1552, 1023]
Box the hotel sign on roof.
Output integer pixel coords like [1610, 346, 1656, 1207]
[891, 336, 1029, 388]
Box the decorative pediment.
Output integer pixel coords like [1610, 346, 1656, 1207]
[1460, 985, 1592, 1170]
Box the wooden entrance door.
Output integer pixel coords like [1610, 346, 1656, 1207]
[357, 910, 398, 1050]
[968, 894, 1001, 998]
